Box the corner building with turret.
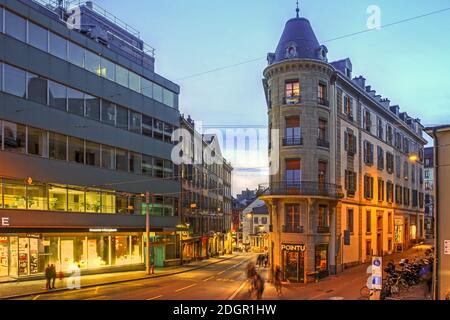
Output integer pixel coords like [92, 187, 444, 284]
[260, 11, 426, 283]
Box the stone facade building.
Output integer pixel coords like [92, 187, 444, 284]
[260, 10, 426, 283]
[424, 147, 435, 239]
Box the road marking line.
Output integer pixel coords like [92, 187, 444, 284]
[203, 276, 215, 282]
[175, 283, 197, 292]
[147, 295, 163, 300]
[32, 295, 40, 300]
[228, 281, 247, 300]
[217, 270, 225, 275]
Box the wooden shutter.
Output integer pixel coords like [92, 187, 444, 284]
[286, 159, 301, 170]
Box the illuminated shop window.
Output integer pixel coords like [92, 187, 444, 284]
[27, 183, 47, 210]
[101, 192, 116, 214]
[85, 190, 101, 213]
[68, 187, 85, 212]
[48, 185, 67, 211]
[3, 179, 26, 209]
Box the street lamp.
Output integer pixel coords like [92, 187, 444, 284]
[409, 154, 418, 163]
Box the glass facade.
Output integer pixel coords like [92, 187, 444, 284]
[0, 234, 143, 278]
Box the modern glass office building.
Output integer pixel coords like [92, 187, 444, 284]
[0, 0, 182, 280]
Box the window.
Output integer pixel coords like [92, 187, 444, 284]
[153, 84, 163, 103]
[261, 217, 268, 224]
[48, 185, 67, 211]
[318, 205, 329, 228]
[129, 112, 142, 134]
[386, 152, 394, 174]
[5, 10, 26, 42]
[386, 182, 394, 203]
[412, 190, 418, 208]
[377, 146, 384, 170]
[347, 208, 354, 233]
[68, 41, 85, 68]
[344, 95, 353, 118]
[27, 183, 47, 210]
[85, 50, 101, 75]
[419, 168, 424, 185]
[395, 185, 403, 205]
[286, 159, 301, 187]
[284, 204, 301, 231]
[404, 137, 410, 154]
[366, 241, 372, 256]
[253, 217, 258, 224]
[377, 117, 383, 139]
[386, 125, 393, 145]
[142, 155, 153, 176]
[100, 58, 115, 81]
[363, 109, 371, 132]
[116, 105, 128, 130]
[366, 211, 372, 233]
[101, 145, 115, 170]
[285, 80, 300, 98]
[101, 101, 116, 126]
[163, 160, 174, 178]
[404, 161, 409, 180]
[129, 72, 140, 92]
[142, 115, 153, 137]
[85, 142, 100, 167]
[27, 72, 47, 105]
[129, 152, 142, 175]
[318, 83, 327, 104]
[49, 132, 67, 161]
[116, 65, 129, 88]
[318, 119, 327, 141]
[163, 89, 175, 108]
[285, 117, 301, 145]
[344, 129, 357, 156]
[363, 141, 374, 165]
[419, 192, 424, 209]
[154, 158, 164, 178]
[4, 64, 26, 98]
[49, 81, 67, 111]
[141, 78, 153, 98]
[85, 95, 100, 120]
[318, 161, 327, 186]
[378, 178, 385, 202]
[425, 170, 430, 179]
[3, 122, 26, 153]
[68, 187, 84, 212]
[344, 170, 357, 197]
[396, 155, 401, 178]
[404, 188, 410, 206]
[68, 137, 84, 164]
[116, 149, 128, 172]
[28, 127, 47, 157]
[49, 32, 67, 60]
[3, 179, 26, 209]
[395, 132, 402, 150]
[0, 7, 2, 33]
[364, 175, 374, 200]
[388, 212, 393, 233]
[28, 22, 48, 51]
[67, 88, 85, 116]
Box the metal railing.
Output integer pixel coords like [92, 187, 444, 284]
[317, 138, 330, 148]
[318, 97, 329, 107]
[262, 181, 344, 199]
[283, 96, 302, 105]
[282, 225, 304, 233]
[283, 137, 303, 146]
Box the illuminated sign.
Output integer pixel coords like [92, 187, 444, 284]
[1, 217, 10, 227]
[89, 228, 118, 233]
[281, 244, 306, 252]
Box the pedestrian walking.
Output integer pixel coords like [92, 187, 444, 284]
[45, 265, 51, 290]
[264, 254, 268, 268]
[274, 265, 282, 295]
[420, 261, 433, 299]
[50, 264, 57, 289]
[255, 273, 265, 300]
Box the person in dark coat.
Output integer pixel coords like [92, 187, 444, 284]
[50, 264, 57, 289]
[45, 265, 51, 290]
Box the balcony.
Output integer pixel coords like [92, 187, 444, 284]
[317, 138, 330, 148]
[283, 96, 302, 105]
[262, 181, 344, 199]
[282, 225, 304, 233]
[283, 137, 303, 146]
[318, 97, 329, 107]
[317, 226, 330, 234]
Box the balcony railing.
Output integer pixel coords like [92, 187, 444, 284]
[283, 137, 303, 146]
[317, 138, 330, 148]
[262, 181, 344, 199]
[283, 96, 302, 105]
[282, 225, 304, 233]
[318, 97, 329, 107]
[317, 226, 330, 234]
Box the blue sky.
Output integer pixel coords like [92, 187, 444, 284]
[94, 0, 450, 193]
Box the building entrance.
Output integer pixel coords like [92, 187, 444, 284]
[281, 244, 305, 283]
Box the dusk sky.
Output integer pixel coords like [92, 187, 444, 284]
[92, 0, 450, 194]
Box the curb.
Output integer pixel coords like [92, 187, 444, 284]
[1, 255, 237, 300]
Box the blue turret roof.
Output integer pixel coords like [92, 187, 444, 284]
[268, 16, 327, 65]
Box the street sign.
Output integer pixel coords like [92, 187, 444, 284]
[444, 240, 450, 255]
[371, 257, 383, 290]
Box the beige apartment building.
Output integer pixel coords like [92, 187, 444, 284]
[260, 11, 426, 283]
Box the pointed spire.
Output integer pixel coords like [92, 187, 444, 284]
[296, 1, 300, 18]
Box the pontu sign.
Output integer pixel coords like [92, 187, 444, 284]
[1, 217, 10, 227]
[281, 244, 306, 252]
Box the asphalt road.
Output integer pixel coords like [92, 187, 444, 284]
[17, 254, 257, 300]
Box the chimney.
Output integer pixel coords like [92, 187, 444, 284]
[380, 98, 390, 108]
[353, 76, 366, 89]
[86, 1, 94, 9]
[389, 105, 400, 116]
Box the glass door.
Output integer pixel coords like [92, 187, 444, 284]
[18, 237, 29, 276]
[283, 250, 304, 283]
[9, 237, 18, 277]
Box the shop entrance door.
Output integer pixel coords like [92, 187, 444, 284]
[283, 250, 304, 283]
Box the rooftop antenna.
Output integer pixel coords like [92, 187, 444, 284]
[296, 0, 300, 18]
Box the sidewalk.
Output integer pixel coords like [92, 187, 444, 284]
[0, 254, 236, 300]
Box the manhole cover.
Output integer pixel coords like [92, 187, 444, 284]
[329, 297, 344, 300]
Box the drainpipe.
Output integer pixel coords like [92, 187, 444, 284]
[432, 128, 439, 300]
